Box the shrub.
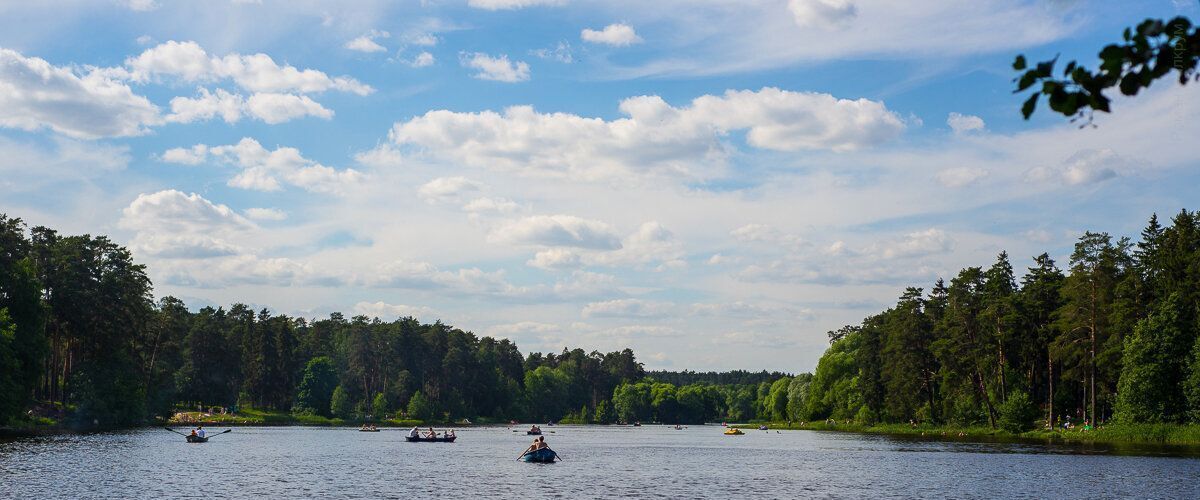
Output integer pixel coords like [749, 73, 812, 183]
[997, 391, 1038, 433]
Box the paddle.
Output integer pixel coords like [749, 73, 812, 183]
[203, 429, 232, 439]
[164, 427, 189, 437]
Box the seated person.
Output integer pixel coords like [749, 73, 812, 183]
[408, 427, 420, 438]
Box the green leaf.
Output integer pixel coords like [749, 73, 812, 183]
[1013, 55, 1027, 71]
[1021, 94, 1038, 119]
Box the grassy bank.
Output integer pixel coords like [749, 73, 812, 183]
[733, 421, 1200, 446]
[168, 409, 426, 427]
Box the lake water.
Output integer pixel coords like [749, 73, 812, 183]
[3, 425, 1200, 499]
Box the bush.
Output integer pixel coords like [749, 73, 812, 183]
[330, 385, 352, 419]
[406, 390, 434, 422]
[997, 391, 1038, 433]
[854, 405, 878, 425]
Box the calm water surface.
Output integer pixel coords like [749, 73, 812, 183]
[3, 425, 1199, 499]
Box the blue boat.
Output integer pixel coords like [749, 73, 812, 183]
[521, 448, 558, 463]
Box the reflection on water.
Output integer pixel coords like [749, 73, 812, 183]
[2, 425, 1199, 499]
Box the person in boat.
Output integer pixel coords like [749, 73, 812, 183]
[189, 428, 197, 437]
[445, 429, 456, 439]
[425, 427, 437, 439]
[408, 427, 420, 438]
[196, 426, 206, 439]
[529, 425, 540, 433]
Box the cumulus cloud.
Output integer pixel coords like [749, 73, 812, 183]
[124, 40, 373, 95]
[463, 197, 519, 215]
[375, 87, 903, 182]
[1024, 148, 1124, 186]
[364, 259, 524, 297]
[936, 166, 988, 188]
[460, 53, 530, 82]
[160, 138, 362, 194]
[581, 298, 673, 318]
[581, 23, 642, 46]
[0, 48, 160, 139]
[353, 301, 435, 320]
[244, 207, 287, 221]
[527, 248, 582, 270]
[345, 30, 389, 53]
[490, 215, 623, 250]
[164, 88, 332, 125]
[126, 0, 158, 11]
[410, 52, 435, 68]
[119, 190, 254, 259]
[947, 112, 985, 134]
[417, 176, 480, 203]
[788, 0, 857, 27]
[468, 0, 566, 10]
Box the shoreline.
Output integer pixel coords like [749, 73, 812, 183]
[730, 421, 1200, 448]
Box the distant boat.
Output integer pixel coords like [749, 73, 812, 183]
[526, 430, 542, 435]
[724, 428, 744, 435]
[633, 422, 641, 427]
[359, 428, 380, 432]
[405, 435, 457, 443]
[674, 425, 683, 430]
[521, 448, 558, 463]
[186, 435, 208, 443]
[758, 425, 768, 431]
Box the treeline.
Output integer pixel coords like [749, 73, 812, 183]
[773, 210, 1200, 432]
[0, 214, 791, 427]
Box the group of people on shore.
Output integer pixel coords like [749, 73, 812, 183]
[408, 427, 455, 439]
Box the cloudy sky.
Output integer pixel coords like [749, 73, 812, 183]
[1, 0, 1196, 372]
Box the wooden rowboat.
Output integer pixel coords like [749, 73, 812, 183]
[186, 435, 208, 443]
[405, 431, 456, 441]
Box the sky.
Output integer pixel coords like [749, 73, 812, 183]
[0, 0, 1197, 373]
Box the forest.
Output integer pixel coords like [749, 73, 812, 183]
[0, 214, 790, 428]
[1, 209, 1198, 432]
[789, 210, 1200, 432]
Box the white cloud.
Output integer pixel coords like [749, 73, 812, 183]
[468, 0, 566, 10]
[364, 259, 524, 297]
[353, 301, 435, 320]
[0, 48, 160, 139]
[417, 176, 481, 203]
[161, 138, 362, 194]
[527, 248, 581, 270]
[119, 190, 254, 259]
[244, 207, 287, 221]
[160, 144, 209, 165]
[165, 88, 332, 125]
[245, 93, 334, 123]
[126, 0, 158, 11]
[125, 40, 373, 95]
[463, 197, 519, 215]
[376, 87, 903, 182]
[936, 166, 988, 188]
[165, 88, 244, 123]
[136, 35, 153, 45]
[719, 331, 799, 348]
[490, 215, 623, 250]
[345, 30, 390, 53]
[407, 33, 439, 47]
[410, 52, 435, 68]
[876, 228, 952, 259]
[581, 298, 673, 318]
[460, 52, 530, 82]
[788, 0, 857, 27]
[1024, 148, 1123, 186]
[947, 112, 985, 134]
[580, 23, 642, 46]
[531, 42, 573, 63]
[731, 223, 803, 247]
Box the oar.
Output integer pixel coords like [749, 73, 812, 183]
[164, 427, 189, 436]
[204, 429, 232, 439]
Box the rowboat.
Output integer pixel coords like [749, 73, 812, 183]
[521, 448, 558, 463]
[405, 435, 457, 442]
[724, 428, 744, 435]
[359, 429, 380, 432]
[526, 430, 542, 435]
[186, 435, 208, 443]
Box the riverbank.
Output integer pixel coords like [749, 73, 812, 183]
[168, 409, 432, 427]
[733, 421, 1200, 446]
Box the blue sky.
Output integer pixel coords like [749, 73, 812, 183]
[1, 0, 1197, 372]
